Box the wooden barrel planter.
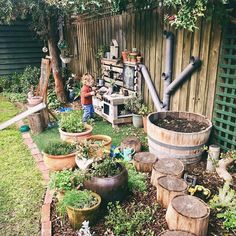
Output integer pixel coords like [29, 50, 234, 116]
[156, 175, 188, 208]
[158, 230, 196, 236]
[59, 124, 93, 143]
[151, 158, 184, 187]
[84, 163, 128, 203]
[147, 112, 212, 164]
[133, 152, 157, 172]
[166, 195, 210, 236]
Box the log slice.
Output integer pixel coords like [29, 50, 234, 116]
[120, 136, 141, 152]
[133, 152, 157, 172]
[156, 175, 188, 208]
[166, 195, 210, 236]
[158, 230, 196, 236]
[151, 158, 184, 187]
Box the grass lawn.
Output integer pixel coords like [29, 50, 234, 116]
[32, 115, 148, 152]
[0, 96, 45, 235]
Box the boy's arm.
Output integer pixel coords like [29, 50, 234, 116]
[81, 87, 95, 97]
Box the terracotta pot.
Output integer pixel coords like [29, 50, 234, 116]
[66, 192, 101, 229]
[86, 135, 112, 159]
[121, 51, 129, 62]
[143, 116, 147, 133]
[137, 56, 142, 63]
[59, 124, 93, 143]
[84, 163, 128, 203]
[43, 152, 77, 171]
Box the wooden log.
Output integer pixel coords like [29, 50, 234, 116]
[151, 158, 184, 187]
[215, 157, 234, 183]
[156, 175, 188, 208]
[166, 195, 210, 236]
[120, 136, 141, 153]
[158, 230, 196, 236]
[133, 152, 158, 172]
[28, 111, 45, 134]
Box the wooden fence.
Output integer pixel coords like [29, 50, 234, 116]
[67, 9, 222, 120]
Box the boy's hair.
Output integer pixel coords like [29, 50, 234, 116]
[82, 73, 94, 85]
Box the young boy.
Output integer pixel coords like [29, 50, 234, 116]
[80, 73, 96, 122]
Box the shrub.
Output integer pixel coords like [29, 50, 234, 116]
[105, 202, 157, 236]
[43, 141, 76, 155]
[47, 89, 61, 110]
[59, 110, 85, 133]
[58, 189, 98, 216]
[49, 169, 84, 192]
[121, 161, 147, 193]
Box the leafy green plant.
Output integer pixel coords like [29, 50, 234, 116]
[105, 201, 157, 236]
[217, 210, 236, 230]
[2, 92, 27, 103]
[43, 141, 76, 155]
[47, 89, 62, 110]
[59, 110, 86, 133]
[139, 104, 152, 116]
[121, 161, 147, 193]
[49, 169, 84, 192]
[124, 95, 143, 114]
[88, 158, 121, 178]
[58, 189, 98, 216]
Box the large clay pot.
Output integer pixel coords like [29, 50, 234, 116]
[59, 124, 93, 143]
[86, 135, 112, 158]
[84, 163, 128, 203]
[66, 192, 101, 229]
[43, 152, 77, 171]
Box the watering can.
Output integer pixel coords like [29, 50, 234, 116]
[113, 147, 135, 161]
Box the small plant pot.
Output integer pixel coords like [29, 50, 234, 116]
[59, 124, 93, 143]
[60, 55, 72, 64]
[43, 152, 77, 171]
[27, 96, 43, 106]
[137, 56, 142, 63]
[132, 113, 143, 128]
[84, 163, 128, 203]
[86, 135, 112, 159]
[122, 51, 129, 62]
[66, 192, 101, 230]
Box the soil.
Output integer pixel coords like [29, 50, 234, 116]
[51, 160, 236, 236]
[154, 116, 209, 133]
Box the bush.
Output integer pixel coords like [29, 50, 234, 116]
[49, 169, 84, 192]
[105, 202, 157, 236]
[43, 141, 76, 155]
[59, 110, 85, 133]
[47, 89, 61, 110]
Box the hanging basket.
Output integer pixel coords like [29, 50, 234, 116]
[60, 55, 72, 64]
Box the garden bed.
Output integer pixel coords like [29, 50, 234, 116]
[51, 161, 235, 236]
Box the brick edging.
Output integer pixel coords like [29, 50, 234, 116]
[17, 121, 52, 236]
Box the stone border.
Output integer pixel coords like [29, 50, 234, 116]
[17, 120, 52, 236]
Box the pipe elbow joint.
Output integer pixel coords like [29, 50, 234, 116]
[190, 56, 201, 67]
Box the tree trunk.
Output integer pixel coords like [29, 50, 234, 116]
[47, 18, 67, 103]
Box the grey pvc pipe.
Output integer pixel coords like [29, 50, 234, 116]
[162, 31, 174, 110]
[139, 64, 163, 111]
[165, 57, 201, 95]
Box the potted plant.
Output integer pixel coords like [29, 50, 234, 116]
[124, 95, 143, 128]
[139, 104, 152, 133]
[43, 141, 77, 171]
[121, 49, 129, 62]
[59, 110, 93, 143]
[84, 158, 128, 203]
[49, 169, 84, 200]
[58, 189, 101, 229]
[58, 39, 72, 64]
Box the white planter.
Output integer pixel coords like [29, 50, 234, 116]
[60, 55, 72, 64]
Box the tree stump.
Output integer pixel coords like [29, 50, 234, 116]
[151, 158, 184, 187]
[158, 230, 196, 236]
[166, 195, 210, 236]
[120, 136, 141, 153]
[156, 175, 188, 208]
[28, 111, 45, 134]
[133, 152, 157, 172]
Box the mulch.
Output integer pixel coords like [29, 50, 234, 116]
[51, 160, 235, 236]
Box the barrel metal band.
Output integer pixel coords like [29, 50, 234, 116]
[148, 135, 205, 151]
